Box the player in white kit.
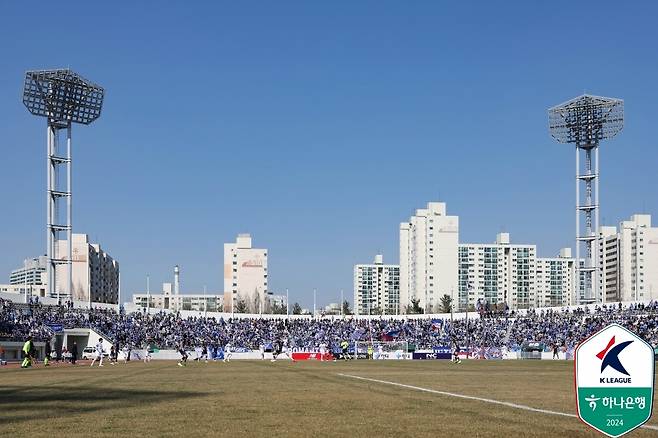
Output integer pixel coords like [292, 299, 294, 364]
[144, 342, 153, 363]
[90, 338, 105, 367]
[223, 343, 233, 362]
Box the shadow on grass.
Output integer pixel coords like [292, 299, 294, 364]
[0, 385, 207, 424]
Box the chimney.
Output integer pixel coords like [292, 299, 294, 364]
[174, 265, 180, 295]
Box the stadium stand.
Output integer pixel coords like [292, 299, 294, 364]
[2, 297, 658, 356]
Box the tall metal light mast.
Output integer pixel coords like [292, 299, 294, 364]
[548, 95, 623, 304]
[22, 69, 104, 303]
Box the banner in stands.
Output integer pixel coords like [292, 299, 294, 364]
[46, 323, 63, 333]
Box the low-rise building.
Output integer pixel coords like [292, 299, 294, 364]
[132, 284, 224, 312]
[10, 256, 48, 286]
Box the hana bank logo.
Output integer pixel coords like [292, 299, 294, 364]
[597, 336, 633, 380]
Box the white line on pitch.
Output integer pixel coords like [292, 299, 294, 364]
[337, 373, 658, 432]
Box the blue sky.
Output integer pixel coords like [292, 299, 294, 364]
[1, 2, 657, 308]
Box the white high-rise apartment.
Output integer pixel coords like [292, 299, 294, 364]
[598, 226, 620, 303]
[618, 214, 658, 301]
[536, 248, 577, 308]
[55, 233, 119, 304]
[598, 214, 658, 302]
[354, 254, 400, 315]
[399, 202, 459, 313]
[223, 234, 268, 313]
[458, 233, 539, 310]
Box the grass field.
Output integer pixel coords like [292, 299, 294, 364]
[2, 360, 657, 437]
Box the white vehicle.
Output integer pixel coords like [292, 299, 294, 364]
[82, 346, 109, 360]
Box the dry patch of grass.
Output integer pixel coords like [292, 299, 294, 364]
[1, 360, 656, 437]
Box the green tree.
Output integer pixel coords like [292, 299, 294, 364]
[341, 300, 352, 315]
[235, 298, 248, 313]
[406, 297, 423, 314]
[292, 302, 302, 315]
[251, 291, 261, 314]
[440, 294, 453, 314]
[270, 302, 286, 314]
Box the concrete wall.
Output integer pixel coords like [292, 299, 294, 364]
[0, 341, 46, 361]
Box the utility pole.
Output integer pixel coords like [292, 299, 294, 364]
[146, 274, 150, 313]
[340, 289, 343, 317]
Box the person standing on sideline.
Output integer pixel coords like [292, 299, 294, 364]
[70, 342, 78, 365]
[90, 338, 105, 367]
[21, 336, 34, 368]
[44, 339, 51, 366]
[552, 344, 560, 360]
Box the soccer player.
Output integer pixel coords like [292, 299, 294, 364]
[21, 336, 34, 368]
[318, 342, 327, 361]
[121, 344, 130, 364]
[223, 343, 232, 362]
[144, 342, 153, 363]
[271, 339, 295, 362]
[109, 345, 117, 365]
[259, 343, 265, 360]
[552, 343, 560, 360]
[177, 343, 188, 367]
[90, 338, 105, 367]
[340, 340, 350, 360]
[200, 345, 208, 363]
[451, 341, 462, 364]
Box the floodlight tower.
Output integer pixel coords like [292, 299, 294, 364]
[22, 69, 104, 303]
[548, 95, 623, 304]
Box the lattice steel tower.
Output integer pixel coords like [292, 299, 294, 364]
[22, 69, 104, 303]
[548, 95, 623, 304]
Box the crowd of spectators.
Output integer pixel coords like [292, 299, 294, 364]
[2, 297, 658, 353]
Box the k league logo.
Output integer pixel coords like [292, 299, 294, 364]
[597, 336, 633, 384]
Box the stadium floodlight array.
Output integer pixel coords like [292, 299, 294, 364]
[548, 95, 624, 304]
[22, 69, 105, 304]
